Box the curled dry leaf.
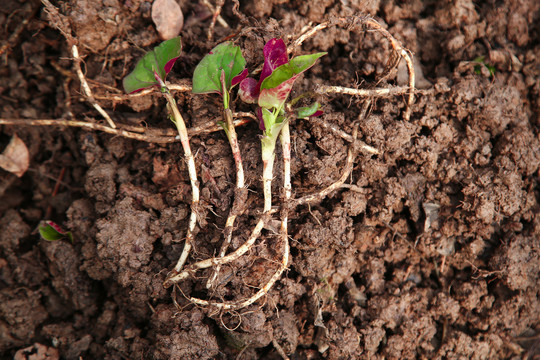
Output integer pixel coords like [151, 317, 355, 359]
[0, 134, 30, 177]
[152, 0, 184, 40]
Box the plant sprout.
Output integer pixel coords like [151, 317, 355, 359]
[473, 56, 496, 77]
[239, 38, 325, 212]
[39, 221, 73, 242]
[191, 41, 249, 289]
[123, 37, 200, 276]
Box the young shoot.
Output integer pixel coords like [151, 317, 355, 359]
[192, 42, 249, 289]
[123, 37, 200, 278]
[39, 221, 73, 243]
[239, 38, 326, 211]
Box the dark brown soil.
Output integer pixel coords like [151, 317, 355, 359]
[1, 0, 539, 359]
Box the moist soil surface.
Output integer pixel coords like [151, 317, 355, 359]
[1, 0, 539, 359]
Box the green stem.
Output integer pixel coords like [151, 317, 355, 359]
[220, 70, 230, 110]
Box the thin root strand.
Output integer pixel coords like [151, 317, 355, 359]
[289, 16, 415, 121]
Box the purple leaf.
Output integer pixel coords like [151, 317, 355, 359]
[257, 108, 265, 130]
[238, 77, 259, 103]
[238, 38, 290, 104]
[232, 68, 248, 86]
[164, 56, 180, 74]
[260, 38, 289, 84]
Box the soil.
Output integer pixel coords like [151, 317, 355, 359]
[1, 0, 539, 359]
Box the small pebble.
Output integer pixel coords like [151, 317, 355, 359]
[152, 0, 184, 40]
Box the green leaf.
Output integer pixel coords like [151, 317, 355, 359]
[259, 52, 326, 109]
[486, 64, 496, 77]
[123, 37, 182, 94]
[259, 107, 274, 134]
[192, 42, 247, 95]
[260, 53, 326, 90]
[296, 102, 321, 118]
[474, 64, 482, 75]
[155, 37, 183, 76]
[39, 221, 73, 242]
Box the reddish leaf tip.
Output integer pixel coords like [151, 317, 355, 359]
[46, 221, 65, 234]
[164, 56, 180, 74]
[232, 68, 248, 86]
[260, 38, 289, 85]
[257, 108, 265, 130]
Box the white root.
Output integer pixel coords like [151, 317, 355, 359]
[294, 123, 359, 207]
[161, 91, 200, 276]
[0, 116, 253, 143]
[294, 101, 368, 207]
[289, 16, 415, 121]
[262, 152, 276, 212]
[177, 124, 293, 311]
[163, 214, 268, 286]
[165, 16, 415, 311]
[71, 45, 116, 128]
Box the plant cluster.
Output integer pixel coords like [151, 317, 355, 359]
[2, 4, 415, 312]
[123, 37, 325, 309]
[119, 17, 416, 310]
